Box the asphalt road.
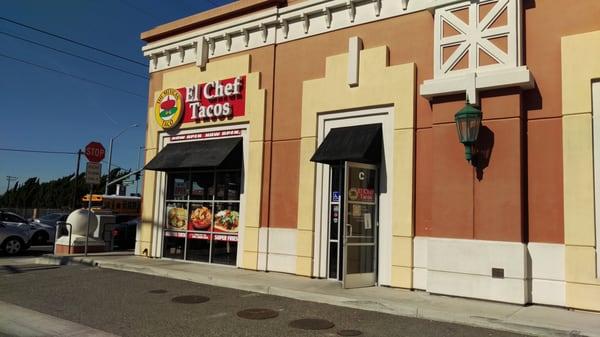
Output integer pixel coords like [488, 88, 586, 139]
[0, 265, 531, 337]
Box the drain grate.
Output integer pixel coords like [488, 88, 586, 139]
[148, 289, 168, 294]
[289, 318, 335, 330]
[337, 330, 362, 336]
[237, 308, 279, 320]
[171, 295, 210, 304]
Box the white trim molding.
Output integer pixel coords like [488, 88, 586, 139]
[419, 0, 533, 102]
[421, 66, 534, 100]
[143, 0, 487, 73]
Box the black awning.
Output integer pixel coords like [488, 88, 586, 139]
[145, 137, 242, 171]
[310, 123, 382, 165]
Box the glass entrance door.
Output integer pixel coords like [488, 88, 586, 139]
[342, 162, 377, 288]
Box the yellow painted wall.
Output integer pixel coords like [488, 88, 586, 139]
[139, 55, 266, 270]
[296, 45, 416, 288]
[561, 30, 600, 311]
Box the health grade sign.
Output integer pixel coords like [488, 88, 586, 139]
[155, 76, 246, 129]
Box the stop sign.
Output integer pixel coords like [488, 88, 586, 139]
[85, 141, 106, 162]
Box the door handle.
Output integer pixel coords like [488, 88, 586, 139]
[346, 223, 352, 237]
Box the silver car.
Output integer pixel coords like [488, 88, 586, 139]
[32, 212, 68, 243]
[0, 211, 54, 245]
[0, 221, 33, 255]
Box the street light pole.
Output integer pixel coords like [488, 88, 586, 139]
[104, 123, 138, 195]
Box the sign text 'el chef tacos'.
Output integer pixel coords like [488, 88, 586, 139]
[155, 76, 246, 130]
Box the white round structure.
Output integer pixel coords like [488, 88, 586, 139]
[66, 209, 98, 236]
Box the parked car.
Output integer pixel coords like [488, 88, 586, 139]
[32, 212, 69, 243]
[34, 212, 69, 227]
[0, 220, 33, 255]
[111, 217, 139, 250]
[0, 210, 54, 245]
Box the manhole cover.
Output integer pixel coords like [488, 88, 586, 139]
[289, 318, 335, 330]
[171, 295, 209, 304]
[338, 330, 362, 336]
[148, 289, 168, 294]
[237, 308, 279, 320]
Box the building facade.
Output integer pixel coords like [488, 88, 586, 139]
[138, 0, 600, 311]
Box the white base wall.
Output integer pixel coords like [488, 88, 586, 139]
[425, 237, 529, 304]
[528, 242, 565, 306]
[258, 227, 297, 274]
[412, 237, 566, 306]
[412, 237, 428, 290]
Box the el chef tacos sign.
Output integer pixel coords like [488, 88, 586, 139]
[155, 76, 246, 130]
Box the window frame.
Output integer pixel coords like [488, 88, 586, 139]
[162, 167, 241, 266]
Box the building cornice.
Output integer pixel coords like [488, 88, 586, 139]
[141, 0, 285, 42]
[142, 0, 469, 73]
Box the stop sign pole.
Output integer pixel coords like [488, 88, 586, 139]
[84, 141, 105, 256]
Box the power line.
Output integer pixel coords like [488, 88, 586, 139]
[0, 52, 146, 99]
[199, 0, 220, 8]
[117, 0, 161, 20]
[0, 16, 147, 68]
[0, 31, 148, 80]
[0, 148, 129, 170]
[0, 147, 77, 155]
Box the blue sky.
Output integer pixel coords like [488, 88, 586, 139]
[0, 0, 232, 194]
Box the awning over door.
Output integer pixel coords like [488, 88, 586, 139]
[145, 137, 242, 171]
[310, 123, 382, 164]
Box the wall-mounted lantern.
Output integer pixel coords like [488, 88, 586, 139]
[454, 103, 482, 164]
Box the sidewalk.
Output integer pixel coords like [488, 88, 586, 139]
[0, 300, 117, 337]
[34, 254, 599, 337]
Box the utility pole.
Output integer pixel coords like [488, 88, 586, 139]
[71, 150, 83, 209]
[5, 176, 17, 194]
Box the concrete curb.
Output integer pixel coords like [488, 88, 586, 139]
[37, 255, 596, 337]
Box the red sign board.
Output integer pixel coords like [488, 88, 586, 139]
[180, 76, 246, 123]
[85, 142, 105, 162]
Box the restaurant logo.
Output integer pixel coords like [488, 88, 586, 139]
[155, 88, 183, 129]
[348, 187, 375, 202]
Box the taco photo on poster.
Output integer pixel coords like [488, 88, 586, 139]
[213, 209, 239, 232]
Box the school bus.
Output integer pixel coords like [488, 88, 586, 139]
[82, 194, 141, 217]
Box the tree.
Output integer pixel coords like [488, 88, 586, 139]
[0, 169, 130, 209]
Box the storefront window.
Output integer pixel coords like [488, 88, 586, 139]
[163, 169, 241, 266]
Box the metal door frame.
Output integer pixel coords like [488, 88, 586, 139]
[342, 161, 378, 288]
[326, 164, 344, 280]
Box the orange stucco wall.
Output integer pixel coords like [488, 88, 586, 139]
[143, 0, 600, 243]
[523, 0, 600, 243]
[417, 0, 600, 243]
[424, 90, 524, 242]
[268, 11, 433, 229]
